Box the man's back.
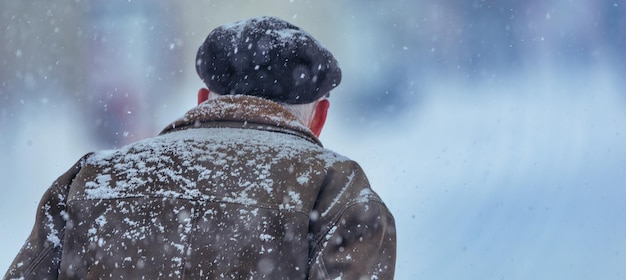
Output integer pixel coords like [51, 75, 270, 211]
[7, 96, 395, 279]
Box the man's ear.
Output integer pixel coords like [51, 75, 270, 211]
[309, 99, 330, 137]
[198, 88, 211, 105]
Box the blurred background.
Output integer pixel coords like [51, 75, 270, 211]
[1, 0, 625, 279]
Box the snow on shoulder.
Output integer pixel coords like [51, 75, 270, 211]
[80, 126, 351, 208]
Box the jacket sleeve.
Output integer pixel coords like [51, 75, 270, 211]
[3, 156, 86, 280]
[308, 200, 397, 280]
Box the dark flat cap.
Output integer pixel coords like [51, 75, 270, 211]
[196, 16, 342, 104]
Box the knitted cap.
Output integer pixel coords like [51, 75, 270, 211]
[195, 16, 342, 104]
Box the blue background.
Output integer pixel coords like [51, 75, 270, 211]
[1, 1, 625, 279]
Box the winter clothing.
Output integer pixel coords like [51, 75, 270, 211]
[5, 95, 396, 279]
[196, 16, 342, 104]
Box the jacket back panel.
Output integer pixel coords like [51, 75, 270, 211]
[63, 127, 340, 279]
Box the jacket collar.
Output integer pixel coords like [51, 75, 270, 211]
[160, 95, 322, 146]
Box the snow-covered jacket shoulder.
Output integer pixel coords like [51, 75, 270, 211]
[4, 95, 396, 280]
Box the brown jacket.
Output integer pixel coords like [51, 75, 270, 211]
[5, 95, 396, 280]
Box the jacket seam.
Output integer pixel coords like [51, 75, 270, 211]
[180, 204, 201, 280]
[162, 120, 322, 147]
[67, 197, 310, 217]
[308, 199, 386, 278]
[21, 243, 56, 279]
[29, 155, 86, 279]
[315, 255, 330, 279]
[311, 198, 386, 255]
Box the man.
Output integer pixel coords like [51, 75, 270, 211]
[5, 16, 396, 279]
